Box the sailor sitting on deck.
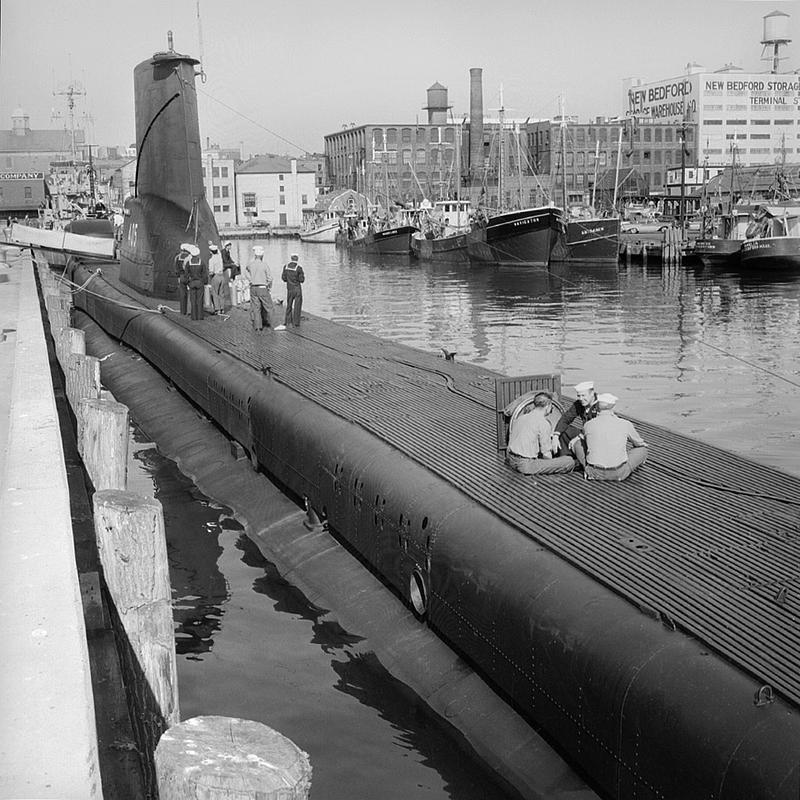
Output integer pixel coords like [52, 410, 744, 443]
[553, 380, 599, 456]
[506, 392, 576, 475]
[571, 393, 648, 481]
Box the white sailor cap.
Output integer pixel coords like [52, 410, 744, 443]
[185, 244, 200, 257]
[574, 380, 594, 393]
[253, 245, 264, 256]
[597, 393, 618, 406]
[179, 242, 192, 252]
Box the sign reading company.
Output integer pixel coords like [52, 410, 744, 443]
[0, 172, 44, 181]
[628, 76, 698, 123]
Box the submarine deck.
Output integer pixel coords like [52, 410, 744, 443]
[79, 264, 800, 709]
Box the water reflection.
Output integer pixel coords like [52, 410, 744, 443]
[228, 237, 798, 475]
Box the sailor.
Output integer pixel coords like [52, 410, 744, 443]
[246, 245, 279, 332]
[207, 241, 225, 314]
[571, 393, 648, 481]
[184, 243, 206, 321]
[506, 392, 576, 475]
[553, 380, 599, 456]
[175, 242, 192, 315]
[281, 253, 305, 329]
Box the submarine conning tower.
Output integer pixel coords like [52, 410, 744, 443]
[119, 44, 219, 297]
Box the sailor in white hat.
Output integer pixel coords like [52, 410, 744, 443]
[175, 243, 194, 315]
[207, 241, 225, 314]
[246, 245, 279, 332]
[572, 393, 648, 481]
[551, 379, 599, 456]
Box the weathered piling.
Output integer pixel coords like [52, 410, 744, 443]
[65, 353, 101, 408]
[55, 326, 86, 367]
[93, 490, 180, 792]
[155, 716, 312, 800]
[78, 398, 129, 490]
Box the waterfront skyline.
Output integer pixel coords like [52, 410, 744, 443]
[1, 0, 797, 157]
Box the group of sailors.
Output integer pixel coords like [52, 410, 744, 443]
[505, 380, 648, 482]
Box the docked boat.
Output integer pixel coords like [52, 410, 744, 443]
[551, 205, 620, 263]
[11, 217, 116, 267]
[299, 214, 339, 243]
[739, 204, 800, 270]
[467, 205, 564, 266]
[692, 206, 754, 268]
[350, 223, 418, 255]
[411, 199, 473, 261]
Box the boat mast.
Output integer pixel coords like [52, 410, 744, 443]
[559, 94, 568, 210]
[497, 85, 504, 211]
[591, 140, 600, 210]
[612, 125, 624, 213]
[515, 121, 524, 208]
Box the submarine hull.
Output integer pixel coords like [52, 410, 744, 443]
[69, 264, 800, 800]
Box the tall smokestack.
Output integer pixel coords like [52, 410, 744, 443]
[469, 68, 484, 184]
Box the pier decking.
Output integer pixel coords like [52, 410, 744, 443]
[79, 261, 800, 711]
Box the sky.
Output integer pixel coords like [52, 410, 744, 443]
[1, 0, 798, 158]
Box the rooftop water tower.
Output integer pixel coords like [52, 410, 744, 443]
[761, 10, 791, 73]
[424, 82, 450, 124]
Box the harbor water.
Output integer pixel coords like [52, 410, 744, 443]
[129, 241, 798, 799]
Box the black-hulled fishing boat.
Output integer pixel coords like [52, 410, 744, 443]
[350, 223, 418, 255]
[551, 206, 620, 263]
[739, 204, 800, 270]
[411, 199, 473, 262]
[692, 206, 753, 268]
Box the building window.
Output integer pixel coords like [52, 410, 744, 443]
[401, 127, 412, 143]
[221, 186, 229, 198]
[416, 148, 426, 165]
[373, 128, 384, 149]
[243, 192, 256, 208]
[300, 194, 306, 204]
[775, 119, 793, 125]
[643, 128, 652, 142]
[280, 184, 285, 192]
[402, 149, 412, 164]
[753, 118, 771, 125]
[643, 150, 651, 161]
[655, 128, 662, 142]
[654, 172, 662, 187]
[213, 205, 221, 212]
[213, 186, 220, 198]
[751, 133, 770, 139]
[686, 128, 694, 141]
[430, 128, 439, 144]
[576, 152, 585, 166]
[24, 186, 32, 198]
[665, 128, 673, 142]
[653, 151, 662, 164]
[576, 174, 584, 187]
[221, 167, 228, 177]
[705, 119, 723, 125]
[222, 205, 229, 212]
[599, 151, 607, 166]
[387, 128, 397, 147]
[279, 174, 284, 181]
[726, 119, 747, 126]
[566, 152, 574, 167]
[429, 148, 439, 166]
[212, 167, 220, 178]
[279, 196, 285, 205]
[279, 213, 287, 226]
[202, 167, 206, 177]
[443, 127, 455, 144]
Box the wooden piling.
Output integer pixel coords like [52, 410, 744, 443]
[56, 326, 86, 368]
[93, 490, 180, 732]
[155, 716, 311, 800]
[77, 398, 129, 490]
[65, 353, 101, 409]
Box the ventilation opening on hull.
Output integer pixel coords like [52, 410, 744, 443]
[410, 568, 427, 618]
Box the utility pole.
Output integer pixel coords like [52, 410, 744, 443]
[679, 120, 687, 241]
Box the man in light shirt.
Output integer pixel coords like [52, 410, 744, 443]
[506, 392, 576, 475]
[572, 393, 648, 481]
[246, 246, 282, 331]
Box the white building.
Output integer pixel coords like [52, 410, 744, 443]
[202, 147, 238, 229]
[235, 155, 316, 229]
[626, 11, 800, 169]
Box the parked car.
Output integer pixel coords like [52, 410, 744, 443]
[621, 219, 672, 234]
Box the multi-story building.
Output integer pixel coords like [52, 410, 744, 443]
[234, 155, 316, 229]
[324, 74, 549, 210]
[202, 145, 239, 228]
[0, 109, 87, 173]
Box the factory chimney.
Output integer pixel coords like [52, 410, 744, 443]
[469, 68, 484, 185]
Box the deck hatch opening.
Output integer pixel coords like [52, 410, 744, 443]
[410, 568, 427, 617]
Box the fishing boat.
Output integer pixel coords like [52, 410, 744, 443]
[350, 222, 418, 255]
[692, 206, 753, 268]
[739, 203, 800, 269]
[550, 99, 619, 263]
[411, 199, 473, 261]
[299, 212, 339, 243]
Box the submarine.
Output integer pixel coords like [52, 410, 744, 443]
[65, 41, 800, 799]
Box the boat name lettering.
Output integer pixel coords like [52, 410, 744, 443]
[0, 172, 44, 180]
[512, 216, 541, 227]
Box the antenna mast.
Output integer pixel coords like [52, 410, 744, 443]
[196, 0, 207, 82]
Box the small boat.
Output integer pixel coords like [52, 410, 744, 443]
[11, 217, 116, 267]
[299, 213, 340, 243]
[411, 199, 473, 262]
[467, 205, 564, 266]
[349, 208, 419, 255]
[739, 204, 800, 270]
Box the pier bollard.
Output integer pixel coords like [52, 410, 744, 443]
[78, 398, 129, 490]
[65, 353, 101, 409]
[55, 326, 86, 368]
[155, 716, 311, 800]
[93, 491, 180, 737]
